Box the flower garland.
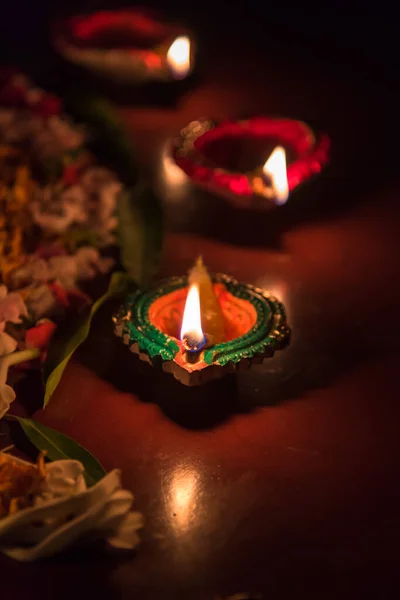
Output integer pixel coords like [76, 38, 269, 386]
[0, 71, 145, 559]
[0, 72, 122, 374]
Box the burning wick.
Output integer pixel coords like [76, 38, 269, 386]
[181, 283, 206, 363]
[182, 335, 206, 363]
[262, 146, 289, 205]
[167, 36, 191, 80]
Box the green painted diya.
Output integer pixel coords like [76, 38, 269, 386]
[113, 274, 291, 386]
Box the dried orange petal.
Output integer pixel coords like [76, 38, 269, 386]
[0, 452, 47, 518]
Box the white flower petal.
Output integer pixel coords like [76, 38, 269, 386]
[0, 383, 16, 419]
[0, 464, 143, 560]
[10, 258, 50, 288]
[80, 167, 117, 194]
[0, 289, 28, 323]
[37, 460, 87, 501]
[0, 332, 18, 357]
[106, 510, 144, 550]
[30, 204, 77, 234]
[26, 285, 59, 320]
[74, 247, 114, 281]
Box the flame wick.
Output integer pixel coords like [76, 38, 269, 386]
[181, 283, 206, 362]
[167, 36, 191, 80]
[182, 333, 206, 353]
[263, 146, 289, 205]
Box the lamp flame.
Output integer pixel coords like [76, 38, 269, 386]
[180, 284, 205, 350]
[167, 36, 191, 80]
[263, 146, 289, 204]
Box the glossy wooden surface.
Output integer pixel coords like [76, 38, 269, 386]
[2, 23, 400, 600]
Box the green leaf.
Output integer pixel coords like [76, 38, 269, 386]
[118, 183, 164, 287]
[43, 271, 135, 407]
[14, 417, 105, 487]
[61, 228, 100, 252]
[65, 94, 138, 185]
[63, 95, 164, 284]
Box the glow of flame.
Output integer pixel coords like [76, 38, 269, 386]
[180, 283, 204, 345]
[167, 36, 191, 80]
[162, 146, 188, 188]
[263, 146, 289, 205]
[168, 466, 199, 533]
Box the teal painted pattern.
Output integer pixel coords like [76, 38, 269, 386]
[113, 276, 185, 362]
[113, 274, 290, 366]
[202, 276, 290, 366]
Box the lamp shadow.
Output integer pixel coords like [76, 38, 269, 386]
[32, 57, 202, 110]
[166, 156, 398, 251]
[73, 291, 400, 431]
[0, 545, 133, 600]
[72, 305, 346, 430]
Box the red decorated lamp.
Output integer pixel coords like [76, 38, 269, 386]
[171, 117, 330, 209]
[52, 10, 194, 85]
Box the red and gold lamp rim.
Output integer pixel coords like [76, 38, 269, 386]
[171, 116, 330, 208]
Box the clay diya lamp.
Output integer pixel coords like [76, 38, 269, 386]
[52, 9, 196, 105]
[113, 259, 291, 386]
[171, 117, 330, 209]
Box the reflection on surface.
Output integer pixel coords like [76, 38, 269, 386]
[160, 145, 189, 202]
[167, 464, 200, 534]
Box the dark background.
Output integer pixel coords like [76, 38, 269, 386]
[1, 0, 399, 73]
[1, 2, 400, 599]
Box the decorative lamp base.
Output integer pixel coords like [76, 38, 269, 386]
[113, 274, 291, 386]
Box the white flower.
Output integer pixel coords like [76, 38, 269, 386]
[8, 249, 114, 302]
[0, 332, 18, 356]
[74, 246, 115, 280]
[96, 181, 120, 235]
[46, 116, 85, 152]
[30, 184, 88, 235]
[0, 382, 16, 419]
[0, 286, 27, 357]
[8, 261, 61, 319]
[0, 109, 40, 145]
[62, 185, 88, 224]
[8, 258, 50, 289]
[34, 459, 86, 505]
[24, 285, 60, 320]
[0, 285, 28, 325]
[0, 348, 41, 419]
[0, 105, 84, 159]
[29, 205, 75, 234]
[81, 168, 120, 244]
[46, 255, 77, 290]
[0, 458, 143, 561]
[28, 166, 121, 245]
[80, 167, 117, 195]
[47, 247, 114, 289]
